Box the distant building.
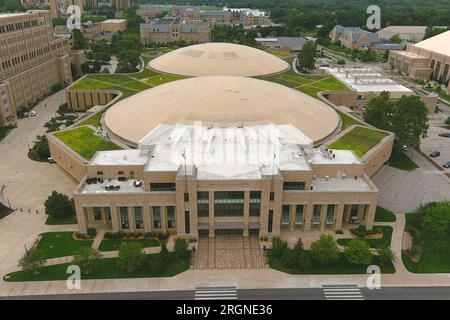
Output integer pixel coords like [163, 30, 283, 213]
[239, 9, 269, 26]
[84, 0, 99, 8]
[0, 10, 76, 126]
[100, 19, 127, 33]
[255, 37, 307, 53]
[377, 26, 428, 43]
[372, 41, 407, 55]
[329, 25, 379, 51]
[140, 18, 210, 45]
[110, 0, 132, 10]
[389, 31, 450, 90]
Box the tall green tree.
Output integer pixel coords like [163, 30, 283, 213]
[117, 242, 145, 273]
[391, 95, 429, 150]
[72, 29, 86, 50]
[363, 91, 394, 131]
[297, 41, 317, 72]
[344, 239, 373, 265]
[73, 247, 102, 275]
[44, 191, 75, 219]
[310, 235, 340, 266]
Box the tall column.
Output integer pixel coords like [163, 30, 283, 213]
[161, 206, 167, 232]
[143, 206, 151, 232]
[208, 191, 215, 238]
[289, 204, 295, 232]
[303, 201, 313, 231]
[75, 201, 87, 234]
[320, 205, 327, 231]
[334, 203, 345, 230]
[128, 207, 135, 232]
[243, 191, 250, 237]
[110, 205, 119, 233]
[364, 202, 377, 230]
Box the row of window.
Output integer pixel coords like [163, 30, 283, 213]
[0, 19, 38, 34]
[101, 206, 177, 230]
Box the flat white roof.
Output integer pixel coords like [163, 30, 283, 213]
[312, 177, 373, 192]
[89, 150, 147, 166]
[101, 19, 127, 24]
[323, 67, 413, 93]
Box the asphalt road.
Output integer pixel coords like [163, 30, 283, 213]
[2, 287, 450, 300]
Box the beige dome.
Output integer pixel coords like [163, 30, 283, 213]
[104, 76, 339, 145]
[149, 42, 289, 77]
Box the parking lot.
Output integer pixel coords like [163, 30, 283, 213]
[421, 111, 450, 172]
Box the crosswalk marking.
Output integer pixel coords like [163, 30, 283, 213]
[323, 284, 364, 300]
[195, 286, 238, 300]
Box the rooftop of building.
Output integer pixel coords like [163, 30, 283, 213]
[322, 66, 412, 93]
[101, 19, 127, 24]
[89, 123, 361, 181]
[148, 42, 289, 77]
[412, 30, 450, 57]
[255, 37, 307, 50]
[104, 76, 340, 145]
[333, 25, 379, 44]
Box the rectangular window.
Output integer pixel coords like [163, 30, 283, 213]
[249, 191, 261, 216]
[184, 211, 190, 234]
[281, 205, 290, 228]
[295, 205, 304, 227]
[184, 192, 189, 202]
[269, 192, 274, 201]
[283, 181, 305, 191]
[134, 207, 143, 229]
[268, 210, 273, 233]
[120, 207, 129, 230]
[214, 191, 244, 217]
[443, 64, 449, 81]
[150, 183, 176, 192]
[326, 205, 335, 226]
[153, 206, 161, 228]
[167, 206, 175, 229]
[93, 207, 102, 220]
[197, 191, 209, 217]
[312, 205, 321, 226]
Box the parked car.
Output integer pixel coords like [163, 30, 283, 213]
[439, 132, 450, 138]
[401, 145, 409, 152]
[47, 157, 56, 164]
[29, 111, 36, 116]
[444, 161, 450, 169]
[429, 151, 441, 157]
[23, 112, 28, 117]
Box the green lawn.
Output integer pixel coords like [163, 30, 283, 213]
[328, 126, 387, 158]
[98, 238, 160, 252]
[45, 214, 77, 225]
[53, 126, 122, 160]
[388, 149, 419, 171]
[4, 253, 190, 282]
[296, 77, 349, 98]
[336, 226, 393, 249]
[270, 253, 395, 275]
[337, 110, 365, 129]
[375, 207, 396, 223]
[147, 74, 185, 86]
[36, 232, 93, 259]
[0, 125, 14, 141]
[402, 213, 450, 273]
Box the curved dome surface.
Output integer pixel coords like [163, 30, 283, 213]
[104, 76, 339, 145]
[149, 43, 290, 77]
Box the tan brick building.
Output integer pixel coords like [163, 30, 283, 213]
[389, 31, 450, 87]
[100, 19, 127, 33]
[0, 10, 73, 125]
[329, 25, 380, 51]
[110, 0, 132, 10]
[140, 18, 210, 45]
[73, 124, 379, 238]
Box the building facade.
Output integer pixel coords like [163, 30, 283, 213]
[329, 25, 380, 51]
[100, 19, 127, 33]
[73, 123, 378, 238]
[110, 0, 132, 10]
[389, 31, 450, 85]
[140, 19, 210, 45]
[0, 10, 73, 125]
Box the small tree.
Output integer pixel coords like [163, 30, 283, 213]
[174, 238, 189, 259]
[271, 237, 289, 258]
[293, 238, 304, 256]
[159, 241, 169, 264]
[378, 246, 396, 267]
[281, 249, 297, 268]
[29, 135, 50, 161]
[18, 247, 46, 274]
[297, 41, 317, 72]
[44, 191, 75, 219]
[117, 242, 145, 273]
[363, 91, 394, 131]
[73, 247, 102, 275]
[345, 239, 373, 265]
[310, 235, 340, 266]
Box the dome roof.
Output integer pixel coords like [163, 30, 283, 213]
[149, 42, 289, 77]
[104, 76, 339, 145]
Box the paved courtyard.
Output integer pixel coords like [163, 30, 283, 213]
[196, 235, 264, 269]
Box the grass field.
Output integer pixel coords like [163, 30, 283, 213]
[336, 226, 393, 249]
[4, 253, 190, 282]
[0, 125, 14, 141]
[36, 232, 93, 259]
[374, 207, 396, 223]
[45, 214, 77, 225]
[388, 149, 419, 171]
[98, 238, 160, 252]
[328, 126, 387, 158]
[53, 126, 122, 160]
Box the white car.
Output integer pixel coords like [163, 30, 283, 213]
[29, 111, 37, 116]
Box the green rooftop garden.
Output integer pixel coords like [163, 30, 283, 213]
[53, 126, 122, 160]
[328, 126, 388, 158]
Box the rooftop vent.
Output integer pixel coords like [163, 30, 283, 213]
[237, 121, 244, 128]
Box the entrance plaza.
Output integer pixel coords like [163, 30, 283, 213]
[74, 123, 378, 240]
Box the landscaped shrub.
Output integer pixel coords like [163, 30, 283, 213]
[271, 237, 289, 258]
[174, 238, 189, 259]
[378, 246, 396, 267]
[144, 232, 156, 239]
[293, 238, 304, 255]
[44, 191, 75, 220]
[18, 247, 46, 274]
[86, 228, 97, 238]
[147, 254, 164, 274]
[159, 241, 169, 264]
[28, 135, 50, 161]
[72, 247, 102, 275]
[310, 235, 340, 266]
[281, 249, 298, 268]
[297, 251, 312, 271]
[344, 239, 373, 265]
